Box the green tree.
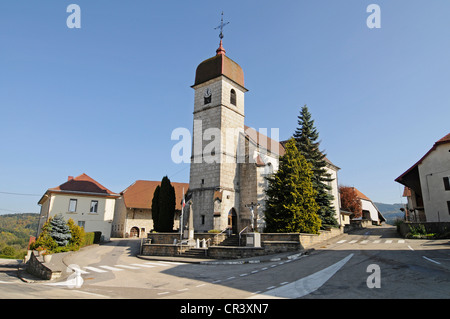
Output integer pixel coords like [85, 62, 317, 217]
[264, 138, 321, 234]
[49, 214, 72, 246]
[151, 185, 161, 231]
[67, 218, 85, 250]
[293, 105, 338, 228]
[152, 176, 176, 232]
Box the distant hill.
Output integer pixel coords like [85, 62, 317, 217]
[0, 213, 39, 259]
[373, 202, 405, 225]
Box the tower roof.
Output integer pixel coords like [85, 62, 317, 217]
[193, 41, 245, 89]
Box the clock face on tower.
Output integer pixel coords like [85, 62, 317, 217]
[204, 87, 212, 104]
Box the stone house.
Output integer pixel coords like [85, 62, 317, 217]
[395, 133, 450, 222]
[37, 173, 120, 241]
[112, 180, 189, 238]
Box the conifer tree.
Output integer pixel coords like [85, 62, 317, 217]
[151, 185, 161, 231]
[293, 105, 338, 228]
[264, 138, 321, 234]
[152, 176, 176, 232]
[49, 214, 72, 246]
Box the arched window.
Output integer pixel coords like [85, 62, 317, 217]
[230, 89, 236, 106]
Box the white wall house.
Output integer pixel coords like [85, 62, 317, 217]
[37, 173, 120, 241]
[396, 133, 450, 222]
[353, 188, 385, 225]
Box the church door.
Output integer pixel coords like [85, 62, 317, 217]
[228, 208, 237, 234]
[130, 227, 139, 238]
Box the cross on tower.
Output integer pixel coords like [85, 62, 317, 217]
[214, 11, 229, 40]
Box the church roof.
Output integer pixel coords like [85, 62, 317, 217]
[193, 40, 245, 89]
[121, 180, 189, 210]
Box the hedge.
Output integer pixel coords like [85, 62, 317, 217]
[81, 231, 102, 247]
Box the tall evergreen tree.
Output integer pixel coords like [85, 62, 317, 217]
[151, 185, 161, 231]
[152, 176, 176, 232]
[293, 105, 338, 228]
[264, 138, 321, 234]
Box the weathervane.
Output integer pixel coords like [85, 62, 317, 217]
[214, 11, 229, 40]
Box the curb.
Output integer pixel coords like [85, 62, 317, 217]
[199, 249, 313, 265]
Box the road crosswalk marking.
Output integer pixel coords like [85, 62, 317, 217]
[115, 264, 141, 270]
[100, 265, 124, 271]
[84, 266, 108, 273]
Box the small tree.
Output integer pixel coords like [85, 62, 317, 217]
[339, 186, 362, 218]
[264, 138, 321, 234]
[49, 214, 72, 247]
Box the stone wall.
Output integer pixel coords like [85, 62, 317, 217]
[398, 222, 450, 237]
[141, 244, 190, 256]
[26, 251, 61, 280]
[146, 232, 227, 246]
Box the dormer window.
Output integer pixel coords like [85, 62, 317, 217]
[230, 89, 236, 106]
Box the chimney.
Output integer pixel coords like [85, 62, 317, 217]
[68, 176, 74, 181]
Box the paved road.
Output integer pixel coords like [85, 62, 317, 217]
[1, 225, 449, 299]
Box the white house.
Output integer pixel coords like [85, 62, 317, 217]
[37, 173, 120, 240]
[396, 133, 450, 222]
[353, 187, 385, 225]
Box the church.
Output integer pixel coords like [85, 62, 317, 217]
[187, 35, 341, 235]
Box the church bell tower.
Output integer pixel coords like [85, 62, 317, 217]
[189, 22, 248, 233]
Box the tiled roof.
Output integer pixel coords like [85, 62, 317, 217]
[122, 180, 189, 210]
[48, 173, 118, 196]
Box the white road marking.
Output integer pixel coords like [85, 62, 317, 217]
[261, 267, 268, 271]
[398, 240, 405, 244]
[280, 282, 289, 285]
[360, 240, 369, 244]
[196, 283, 206, 287]
[249, 253, 354, 299]
[71, 290, 109, 298]
[226, 276, 236, 280]
[240, 273, 248, 277]
[84, 266, 107, 273]
[100, 265, 123, 271]
[423, 256, 441, 265]
[178, 288, 189, 292]
[373, 240, 381, 244]
[157, 291, 170, 295]
[266, 286, 276, 290]
[337, 240, 347, 244]
[131, 263, 155, 268]
[115, 264, 141, 270]
[385, 240, 393, 244]
[144, 262, 170, 267]
[349, 240, 358, 244]
[408, 245, 414, 251]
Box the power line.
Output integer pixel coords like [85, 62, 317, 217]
[0, 191, 41, 197]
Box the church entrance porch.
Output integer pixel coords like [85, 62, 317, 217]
[228, 208, 237, 234]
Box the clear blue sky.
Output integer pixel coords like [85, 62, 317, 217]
[1, 0, 449, 214]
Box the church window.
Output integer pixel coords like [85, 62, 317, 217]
[201, 215, 205, 225]
[230, 89, 236, 106]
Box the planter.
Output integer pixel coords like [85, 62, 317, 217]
[43, 254, 52, 263]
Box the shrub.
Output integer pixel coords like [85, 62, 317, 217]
[1, 246, 15, 257]
[82, 232, 95, 247]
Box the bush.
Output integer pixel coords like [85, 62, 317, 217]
[82, 232, 95, 247]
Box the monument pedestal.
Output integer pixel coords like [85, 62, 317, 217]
[246, 233, 261, 248]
